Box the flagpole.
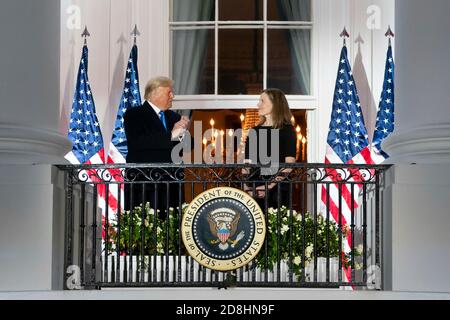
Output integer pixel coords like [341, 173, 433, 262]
[385, 25, 394, 46]
[81, 25, 90, 45]
[131, 24, 140, 45]
[340, 27, 350, 46]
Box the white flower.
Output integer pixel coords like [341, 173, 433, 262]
[280, 225, 289, 235]
[356, 244, 364, 255]
[318, 214, 324, 224]
[293, 256, 301, 265]
[157, 226, 163, 235]
[305, 245, 313, 258]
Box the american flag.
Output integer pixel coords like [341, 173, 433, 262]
[371, 45, 394, 164]
[65, 45, 104, 167]
[321, 45, 372, 281]
[105, 45, 142, 213]
[65, 45, 114, 239]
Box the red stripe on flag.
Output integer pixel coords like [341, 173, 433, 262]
[320, 185, 352, 248]
[84, 158, 119, 213]
[324, 158, 360, 213]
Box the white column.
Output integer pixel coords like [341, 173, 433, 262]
[0, 0, 70, 164]
[0, 165, 66, 291]
[382, 0, 450, 293]
[383, 0, 450, 164]
[0, 0, 68, 291]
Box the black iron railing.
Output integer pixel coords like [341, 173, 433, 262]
[57, 163, 389, 289]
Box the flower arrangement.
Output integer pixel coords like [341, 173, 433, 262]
[106, 202, 187, 256]
[107, 203, 360, 277]
[254, 206, 352, 277]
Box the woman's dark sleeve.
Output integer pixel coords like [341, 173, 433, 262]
[280, 125, 297, 159]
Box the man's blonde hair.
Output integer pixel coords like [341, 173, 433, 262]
[144, 76, 174, 99]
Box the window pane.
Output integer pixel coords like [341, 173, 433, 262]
[172, 29, 214, 94]
[172, 0, 215, 21]
[219, 29, 263, 94]
[219, 0, 263, 21]
[267, 29, 311, 95]
[267, 0, 311, 21]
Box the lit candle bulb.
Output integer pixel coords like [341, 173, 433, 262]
[296, 125, 301, 134]
[210, 119, 215, 145]
[240, 114, 245, 122]
[228, 129, 233, 137]
[301, 137, 307, 161]
[202, 137, 207, 146]
[291, 116, 295, 124]
[220, 130, 225, 154]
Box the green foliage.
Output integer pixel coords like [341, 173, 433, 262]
[107, 203, 359, 277]
[106, 202, 186, 256]
[254, 206, 347, 277]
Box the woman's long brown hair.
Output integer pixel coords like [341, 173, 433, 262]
[258, 88, 293, 129]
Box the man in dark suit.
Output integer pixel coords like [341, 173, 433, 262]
[123, 76, 189, 217]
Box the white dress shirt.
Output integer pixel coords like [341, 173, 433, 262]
[147, 100, 163, 119]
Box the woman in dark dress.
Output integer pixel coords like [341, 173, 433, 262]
[243, 88, 297, 209]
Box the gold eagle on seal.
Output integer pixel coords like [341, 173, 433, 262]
[207, 208, 245, 251]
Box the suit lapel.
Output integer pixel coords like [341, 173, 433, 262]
[143, 101, 167, 132]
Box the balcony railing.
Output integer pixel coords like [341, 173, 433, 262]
[56, 163, 389, 290]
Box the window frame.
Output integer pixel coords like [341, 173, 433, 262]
[169, 0, 318, 111]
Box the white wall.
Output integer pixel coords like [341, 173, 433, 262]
[60, 0, 169, 157]
[314, 0, 394, 161]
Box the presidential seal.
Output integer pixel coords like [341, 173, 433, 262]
[181, 187, 266, 271]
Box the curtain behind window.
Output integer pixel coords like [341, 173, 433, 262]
[172, 0, 214, 95]
[278, 0, 311, 95]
